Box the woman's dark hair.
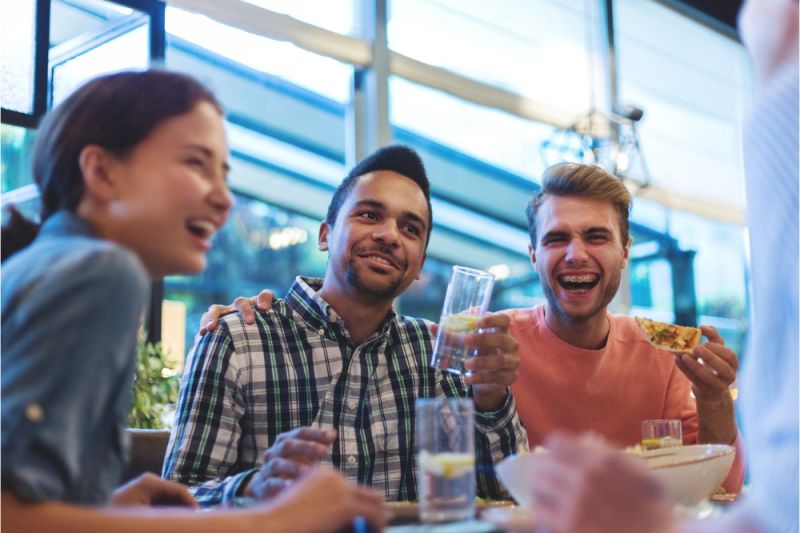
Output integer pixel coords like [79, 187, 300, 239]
[2, 70, 222, 261]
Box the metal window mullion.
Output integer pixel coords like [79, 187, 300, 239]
[166, 0, 371, 65]
[33, 0, 51, 119]
[49, 11, 151, 67]
[347, 0, 390, 165]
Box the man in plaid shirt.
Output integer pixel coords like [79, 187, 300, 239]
[163, 145, 527, 506]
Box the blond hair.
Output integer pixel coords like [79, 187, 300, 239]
[525, 163, 632, 246]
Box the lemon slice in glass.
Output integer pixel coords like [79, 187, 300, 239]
[418, 450, 475, 478]
[441, 314, 482, 333]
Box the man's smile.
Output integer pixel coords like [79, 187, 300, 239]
[356, 248, 404, 271]
[556, 272, 600, 294]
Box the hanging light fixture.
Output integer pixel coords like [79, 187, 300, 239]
[540, 103, 651, 188]
[539, 0, 651, 189]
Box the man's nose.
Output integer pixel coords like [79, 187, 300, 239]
[565, 238, 589, 263]
[373, 220, 400, 245]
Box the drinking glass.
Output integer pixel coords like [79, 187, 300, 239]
[641, 419, 683, 450]
[416, 398, 475, 523]
[430, 265, 495, 374]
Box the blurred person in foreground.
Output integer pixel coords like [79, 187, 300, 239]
[162, 145, 527, 506]
[525, 0, 798, 531]
[1, 70, 385, 533]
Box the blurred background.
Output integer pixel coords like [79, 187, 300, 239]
[1, 0, 751, 373]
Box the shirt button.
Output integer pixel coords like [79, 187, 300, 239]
[348, 400, 358, 411]
[317, 328, 325, 336]
[347, 455, 357, 465]
[25, 403, 44, 423]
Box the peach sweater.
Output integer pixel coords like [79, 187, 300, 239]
[507, 305, 744, 492]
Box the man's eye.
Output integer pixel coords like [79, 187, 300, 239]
[404, 224, 420, 235]
[358, 211, 377, 220]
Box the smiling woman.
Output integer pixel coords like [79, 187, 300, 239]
[0, 70, 385, 533]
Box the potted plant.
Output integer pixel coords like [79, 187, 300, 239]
[128, 335, 180, 429]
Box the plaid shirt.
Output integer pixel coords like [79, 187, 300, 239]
[164, 277, 527, 506]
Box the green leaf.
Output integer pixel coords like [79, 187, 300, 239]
[127, 332, 181, 429]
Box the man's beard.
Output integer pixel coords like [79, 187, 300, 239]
[344, 244, 408, 299]
[345, 263, 404, 299]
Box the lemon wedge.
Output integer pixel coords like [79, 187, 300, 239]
[441, 314, 482, 333]
[641, 437, 682, 450]
[418, 451, 475, 478]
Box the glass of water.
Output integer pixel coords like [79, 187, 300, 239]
[429, 265, 495, 375]
[416, 397, 475, 523]
[641, 419, 683, 450]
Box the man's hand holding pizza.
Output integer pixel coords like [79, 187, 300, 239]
[675, 325, 739, 445]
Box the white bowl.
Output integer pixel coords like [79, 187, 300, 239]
[645, 444, 735, 506]
[495, 444, 735, 509]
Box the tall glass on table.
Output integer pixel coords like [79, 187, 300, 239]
[416, 398, 475, 523]
[429, 265, 495, 375]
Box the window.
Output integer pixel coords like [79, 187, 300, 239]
[4, 0, 753, 360]
[241, 0, 359, 36]
[615, 0, 753, 210]
[389, 0, 602, 115]
[1, 0, 37, 114]
[164, 193, 327, 351]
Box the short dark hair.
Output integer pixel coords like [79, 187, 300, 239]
[2, 70, 222, 261]
[325, 145, 433, 249]
[525, 162, 632, 247]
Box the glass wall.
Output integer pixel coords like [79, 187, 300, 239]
[1, 0, 37, 114]
[615, 0, 752, 351]
[2, 0, 753, 359]
[389, 0, 603, 115]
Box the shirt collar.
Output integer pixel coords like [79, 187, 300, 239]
[38, 210, 97, 240]
[285, 276, 399, 342]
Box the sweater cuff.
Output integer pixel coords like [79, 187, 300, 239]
[223, 469, 258, 504]
[474, 390, 515, 431]
[721, 431, 746, 493]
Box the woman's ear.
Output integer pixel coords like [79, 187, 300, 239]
[78, 145, 117, 202]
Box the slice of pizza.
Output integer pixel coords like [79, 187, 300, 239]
[635, 316, 702, 353]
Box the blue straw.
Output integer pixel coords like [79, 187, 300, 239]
[352, 516, 367, 533]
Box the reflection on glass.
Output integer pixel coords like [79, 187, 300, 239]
[1, 124, 37, 194]
[1, 0, 36, 113]
[242, 0, 357, 36]
[614, 0, 752, 209]
[162, 193, 478, 350]
[164, 193, 327, 351]
[630, 258, 674, 320]
[390, 77, 551, 181]
[166, 7, 352, 103]
[389, 0, 601, 114]
[668, 211, 747, 354]
[50, 0, 134, 47]
[51, 25, 149, 106]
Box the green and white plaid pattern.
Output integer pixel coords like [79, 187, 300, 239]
[163, 277, 527, 506]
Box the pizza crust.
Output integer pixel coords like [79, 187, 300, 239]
[635, 316, 702, 353]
